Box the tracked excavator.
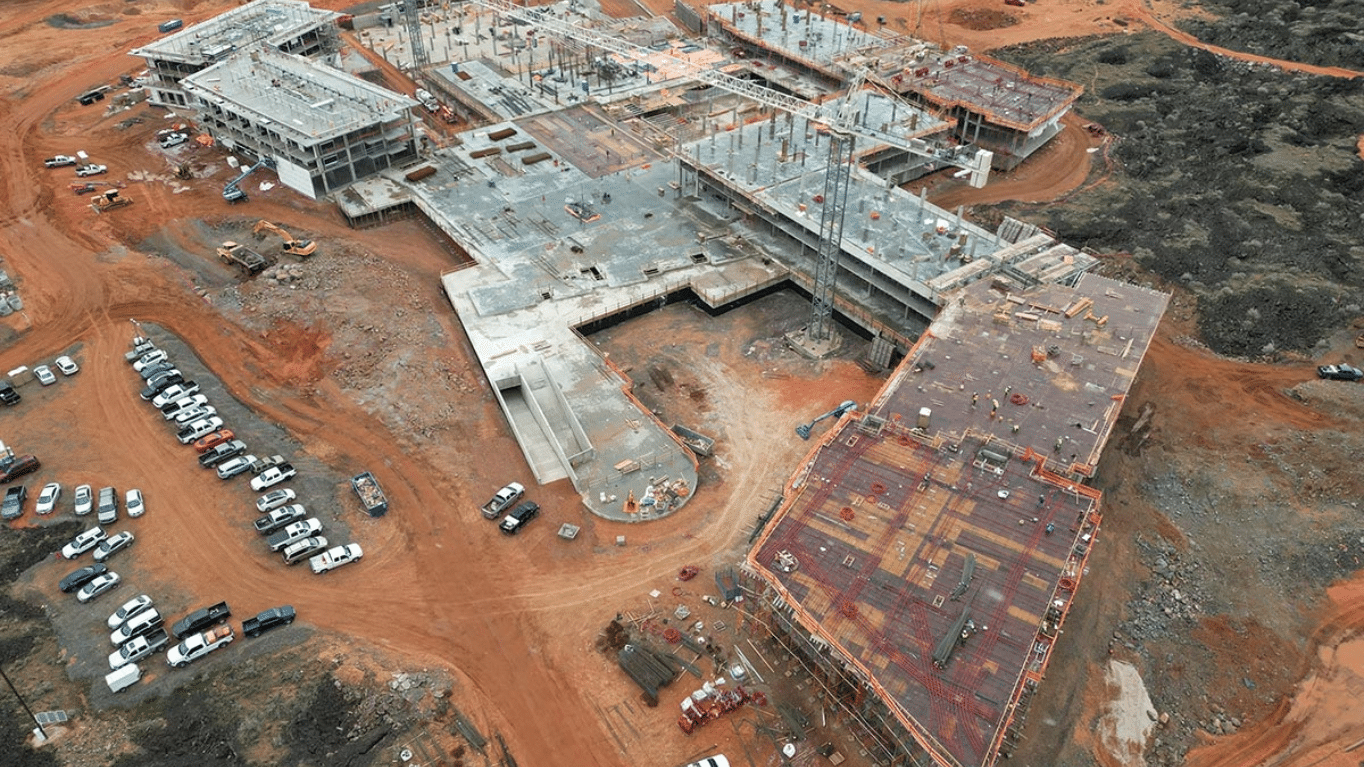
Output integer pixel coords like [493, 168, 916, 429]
[252, 220, 316, 257]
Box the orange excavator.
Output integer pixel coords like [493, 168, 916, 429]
[252, 220, 316, 257]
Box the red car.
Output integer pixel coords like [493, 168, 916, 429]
[193, 429, 235, 453]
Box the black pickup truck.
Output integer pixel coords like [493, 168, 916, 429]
[172, 601, 231, 639]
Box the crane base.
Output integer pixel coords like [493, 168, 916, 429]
[785, 325, 843, 360]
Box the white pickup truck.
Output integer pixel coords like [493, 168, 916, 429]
[167, 625, 234, 668]
[310, 543, 363, 574]
[480, 482, 524, 520]
[250, 462, 296, 492]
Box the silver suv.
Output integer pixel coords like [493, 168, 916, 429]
[97, 486, 118, 525]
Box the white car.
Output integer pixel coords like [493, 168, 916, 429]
[61, 526, 108, 559]
[133, 350, 168, 372]
[309, 543, 363, 574]
[159, 132, 188, 148]
[152, 383, 200, 408]
[93, 531, 135, 562]
[162, 395, 209, 420]
[75, 163, 108, 177]
[73, 484, 93, 516]
[256, 488, 296, 512]
[125, 489, 145, 518]
[77, 572, 121, 603]
[33, 365, 56, 385]
[177, 416, 223, 444]
[107, 594, 154, 630]
[35, 482, 62, 515]
[171, 405, 215, 425]
[217, 454, 258, 480]
[54, 355, 79, 375]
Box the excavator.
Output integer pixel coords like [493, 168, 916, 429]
[252, 220, 316, 258]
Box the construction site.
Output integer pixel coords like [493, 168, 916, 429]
[5, 0, 1364, 766]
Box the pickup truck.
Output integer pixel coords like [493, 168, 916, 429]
[267, 518, 323, 552]
[254, 503, 306, 535]
[172, 601, 231, 639]
[44, 155, 78, 168]
[199, 440, 247, 468]
[1317, 364, 1364, 381]
[109, 628, 169, 670]
[167, 625, 234, 668]
[480, 482, 525, 520]
[0, 455, 40, 485]
[1, 485, 26, 520]
[242, 605, 295, 638]
[309, 543, 363, 574]
[250, 463, 296, 492]
[249, 454, 286, 475]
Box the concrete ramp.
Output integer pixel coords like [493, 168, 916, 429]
[493, 356, 589, 486]
[498, 384, 568, 484]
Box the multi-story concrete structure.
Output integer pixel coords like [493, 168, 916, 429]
[181, 49, 418, 199]
[131, 0, 341, 108]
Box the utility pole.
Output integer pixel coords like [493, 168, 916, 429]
[0, 662, 47, 740]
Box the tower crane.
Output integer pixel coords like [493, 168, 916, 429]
[467, 0, 992, 342]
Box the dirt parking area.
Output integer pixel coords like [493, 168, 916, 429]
[3, 0, 1364, 766]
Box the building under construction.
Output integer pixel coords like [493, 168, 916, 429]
[131, 0, 341, 108]
[707, 0, 1082, 169]
[742, 273, 1168, 766]
[181, 48, 418, 199]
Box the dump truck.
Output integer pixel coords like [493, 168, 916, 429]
[351, 471, 387, 517]
[90, 189, 133, 214]
[216, 241, 272, 276]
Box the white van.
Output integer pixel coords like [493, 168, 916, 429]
[105, 663, 141, 693]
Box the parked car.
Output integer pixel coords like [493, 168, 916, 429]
[1317, 364, 1364, 381]
[177, 416, 224, 444]
[1, 485, 27, 520]
[137, 360, 175, 381]
[125, 488, 145, 518]
[152, 382, 200, 408]
[0, 381, 18, 406]
[266, 518, 323, 552]
[216, 454, 258, 480]
[97, 486, 118, 525]
[254, 504, 306, 535]
[59, 563, 108, 593]
[93, 531, 135, 562]
[683, 756, 731, 767]
[171, 404, 215, 425]
[75, 164, 108, 177]
[0, 455, 40, 484]
[44, 155, 78, 168]
[159, 132, 188, 149]
[250, 463, 296, 492]
[162, 396, 209, 421]
[33, 365, 56, 386]
[199, 440, 247, 468]
[132, 350, 168, 372]
[193, 429, 235, 453]
[110, 607, 164, 645]
[77, 572, 121, 603]
[256, 488, 296, 512]
[73, 484, 93, 515]
[309, 543, 363, 574]
[481, 482, 525, 519]
[61, 526, 107, 559]
[171, 601, 231, 639]
[242, 606, 296, 638]
[139, 371, 184, 400]
[54, 355, 79, 375]
[281, 536, 328, 565]
[167, 625, 234, 668]
[107, 594, 154, 630]
[499, 501, 540, 535]
[109, 629, 169, 670]
[159, 393, 206, 415]
[34, 482, 61, 514]
[0, 455, 40, 483]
